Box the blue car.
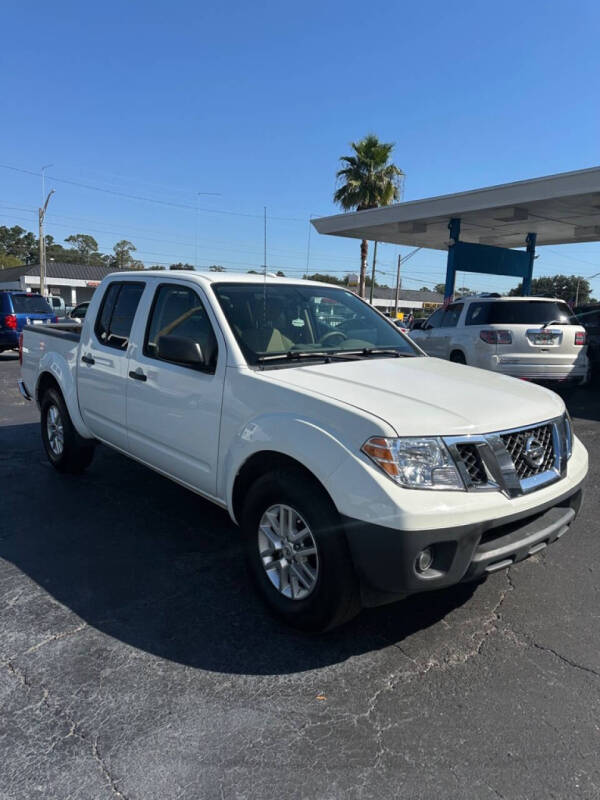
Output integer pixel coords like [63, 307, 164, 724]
[0, 291, 56, 352]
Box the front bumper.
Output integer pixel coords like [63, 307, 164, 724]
[343, 480, 584, 605]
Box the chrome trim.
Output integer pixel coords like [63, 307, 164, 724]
[17, 379, 32, 402]
[444, 414, 569, 498]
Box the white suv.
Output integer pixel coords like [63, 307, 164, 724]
[410, 295, 589, 384]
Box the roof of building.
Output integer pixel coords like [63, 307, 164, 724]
[0, 262, 116, 282]
[373, 287, 444, 302]
[312, 166, 600, 250]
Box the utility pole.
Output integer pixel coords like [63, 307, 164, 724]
[38, 189, 55, 297]
[575, 271, 600, 307]
[394, 253, 402, 317]
[369, 241, 378, 305]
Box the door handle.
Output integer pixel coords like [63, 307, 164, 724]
[81, 354, 95, 365]
[129, 370, 147, 382]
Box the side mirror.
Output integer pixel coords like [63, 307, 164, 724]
[157, 335, 206, 368]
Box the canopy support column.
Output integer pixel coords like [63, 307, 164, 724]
[523, 232, 537, 296]
[444, 218, 461, 304]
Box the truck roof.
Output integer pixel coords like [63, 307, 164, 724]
[107, 270, 336, 288]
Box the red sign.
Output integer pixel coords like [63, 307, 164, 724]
[86, 281, 100, 288]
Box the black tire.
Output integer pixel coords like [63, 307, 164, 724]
[40, 387, 95, 474]
[450, 350, 467, 364]
[241, 468, 361, 632]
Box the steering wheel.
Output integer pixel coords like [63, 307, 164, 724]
[319, 330, 348, 347]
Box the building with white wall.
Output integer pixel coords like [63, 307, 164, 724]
[0, 262, 115, 306]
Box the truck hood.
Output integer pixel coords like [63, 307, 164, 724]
[263, 356, 565, 436]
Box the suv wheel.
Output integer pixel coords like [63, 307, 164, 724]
[41, 388, 95, 474]
[450, 350, 467, 364]
[241, 468, 360, 631]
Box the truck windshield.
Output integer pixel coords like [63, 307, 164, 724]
[212, 283, 419, 364]
[11, 294, 53, 314]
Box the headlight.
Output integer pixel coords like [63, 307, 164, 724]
[362, 436, 465, 490]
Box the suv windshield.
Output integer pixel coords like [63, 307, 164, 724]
[11, 294, 53, 314]
[212, 283, 419, 364]
[467, 300, 574, 326]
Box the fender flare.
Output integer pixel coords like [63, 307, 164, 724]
[222, 413, 359, 522]
[36, 353, 92, 439]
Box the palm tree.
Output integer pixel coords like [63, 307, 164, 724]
[334, 135, 403, 297]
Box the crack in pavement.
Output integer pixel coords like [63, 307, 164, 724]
[23, 622, 88, 655]
[2, 657, 130, 800]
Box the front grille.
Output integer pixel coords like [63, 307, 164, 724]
[456, 443, 487, 485]
[501, 424, 555, 479]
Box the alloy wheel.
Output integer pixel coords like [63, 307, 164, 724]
[258, 504, 319, 600]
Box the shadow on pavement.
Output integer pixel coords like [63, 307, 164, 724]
[0, 352, 19, 362]
[556, 384, 600, 423]
[0, 422, 477, 676]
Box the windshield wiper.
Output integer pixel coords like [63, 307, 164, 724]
[333, 348, 414, 358]
[256, 350, 360, 363]
[541, 319, 567, 329]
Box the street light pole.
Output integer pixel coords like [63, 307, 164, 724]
[369, 241, 378, 305]
[39, 189, 55, 298]
[575, 272, 600, 307]
[394, 253, 402, 317]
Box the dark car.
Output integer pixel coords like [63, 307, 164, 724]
[0, 291, 56, 352]
[573, 304, 600, 380]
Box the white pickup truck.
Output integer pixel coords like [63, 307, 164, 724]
[19, 272, 588, 630]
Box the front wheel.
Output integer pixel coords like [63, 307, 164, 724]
[41, 388, 95, 474]
[241, 469, 360, 631]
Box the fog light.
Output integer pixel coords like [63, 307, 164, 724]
[416, 547, 434, 573]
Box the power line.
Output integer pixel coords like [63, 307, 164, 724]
[0, 163, 310, 222]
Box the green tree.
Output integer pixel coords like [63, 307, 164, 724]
[0, 225, 38, 263]
[509, 274, 592, 305]
[208, 264, 225, 272]
[64, 234, 99, 263]
[306, 273, 346, 286]
[168, 262, 195, 270]
[113, 240, 137, 270]
[333, 134, 403, 298]
[434, 283, 447, 294]
[0, 253, 23, 269]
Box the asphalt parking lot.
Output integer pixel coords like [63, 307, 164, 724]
[1, 352, 599, 800]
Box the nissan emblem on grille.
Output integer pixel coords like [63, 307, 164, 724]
[523, 436, 545, 468]
[502, 424, 555, 480]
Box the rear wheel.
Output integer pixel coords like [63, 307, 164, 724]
[41, 388, 95, 474]
[241, 469, 361, 631]
[450, 350, 467, 364]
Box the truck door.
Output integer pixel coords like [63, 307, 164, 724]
[77, 280, 146, 450]
[125, 281, 226, 498]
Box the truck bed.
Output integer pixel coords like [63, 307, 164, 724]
[24, 322, 82, 342]
[20, 323, 82, 402]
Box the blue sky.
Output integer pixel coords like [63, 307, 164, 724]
[2, 0, 599, 295]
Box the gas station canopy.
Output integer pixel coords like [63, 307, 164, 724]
[312, 166, 600, 251]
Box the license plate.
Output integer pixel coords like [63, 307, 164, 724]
[32, 319, 43, 325]
[533, 333, 556, 345]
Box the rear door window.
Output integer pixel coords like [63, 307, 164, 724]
[94, 282, 144, 349]
[467, 300, 574, 325]
[11, 294, 53, 314]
